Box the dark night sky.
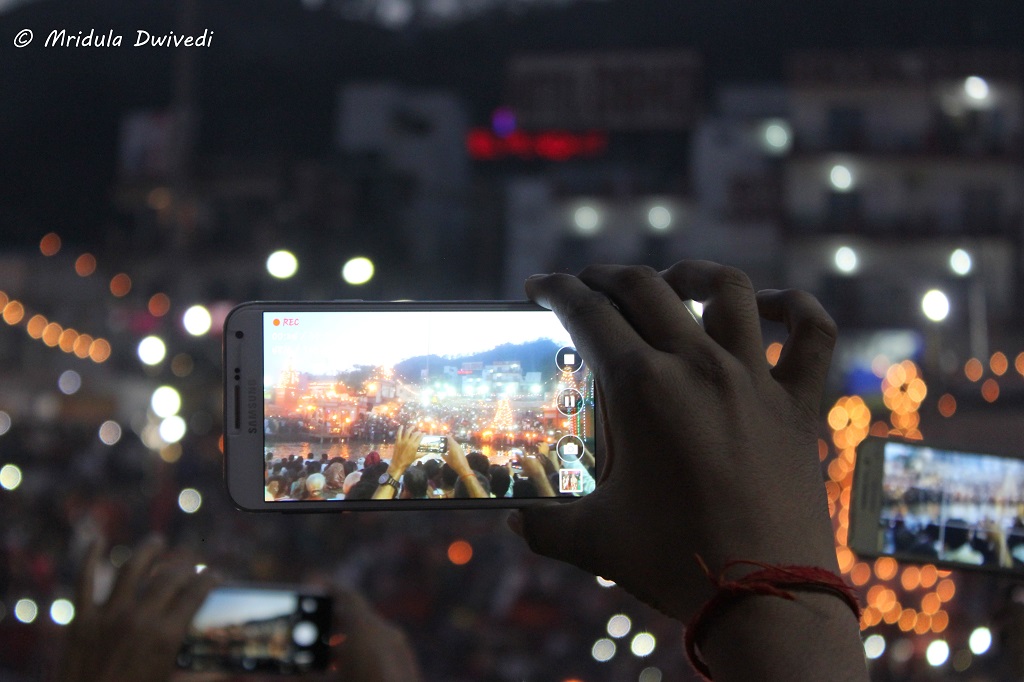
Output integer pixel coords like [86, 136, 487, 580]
[1, 0, 1021, 249]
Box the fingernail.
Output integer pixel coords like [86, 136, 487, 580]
[507, 511, 524, 537]
[527, 274, 546, 280]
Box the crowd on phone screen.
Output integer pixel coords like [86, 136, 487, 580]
[885, 492, 1024, 570]
[263, 437, 594, 501]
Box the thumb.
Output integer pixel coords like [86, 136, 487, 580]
[510, 495, 604, 575]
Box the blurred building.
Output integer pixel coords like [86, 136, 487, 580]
[779, 50, 1024, 350]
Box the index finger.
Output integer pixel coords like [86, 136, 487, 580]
[75, 539, 104, 612]
[525, 273, 647, 375]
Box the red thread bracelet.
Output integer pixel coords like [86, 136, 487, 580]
[684, 554, 863, 680]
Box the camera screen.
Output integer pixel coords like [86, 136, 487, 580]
[179, 587, 328, 672]
[262, 310, 596, 502]
[879, 441, 1024, 571]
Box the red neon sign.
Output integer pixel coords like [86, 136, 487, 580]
[467, 128, 608, 161]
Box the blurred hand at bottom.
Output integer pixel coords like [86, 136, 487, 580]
[58, 536, 219, 682]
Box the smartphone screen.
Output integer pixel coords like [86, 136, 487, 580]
[851, 437, 1024, 573]
[177, 585, 331, 673]
[224, 303, 598, 509]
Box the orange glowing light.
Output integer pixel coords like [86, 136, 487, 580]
[218, 435, 225, 453]
[876, 589, 897, 613]
[3, 300, 25, 325]
[835, 526, 848, 546]
[109, 273, 132, 297]
[148, 293, 171, 317]
[818, 439, 829, 461]
[0, 291, 6, 308]
[851, 562, 871, 586]
[919, 565, 938, 589]
[937, 394, 957, 418]
[981, 378, 999, 402]
[882, 605, 902, 624]
[836, 547, 855, 574]
[73, 334, 93, 359]
[931, 610, 949, 633]
[871, 354, 890, 378]
[825, 480, 840, 503]
[58, 328, 78, 353]
[901, 566, 921, 591]
[89, 338, 112, 363]
[914, 613, 932, 634]
[869, 421, 889, 437]
[874, 556, 898, 581]
[897, 608, 917, 632]
[766, 342, 783, 367]
[964, 358, 983, 382]
[75, 253, 97, 277]
[447, 540, 473, 565]
[828, 404, 850, 431]
[864, 606, 882, 627]
[867, 584, 885, 605]
[1016, 352, 1024, 378]
[41, 322, 62, 347]
[921, 592, 941, 615]
[936, 578, 956, 602]
[936, 569, 952, 578]
[26, 314, 47, 339]
[991, 351, 1008, 376]
[40, 232, 61, 256]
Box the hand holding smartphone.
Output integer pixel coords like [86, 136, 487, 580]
[224, 302, 599, 510]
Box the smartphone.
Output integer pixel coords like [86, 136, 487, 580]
[177, 584, 332, 673]
[224, 301, 599, 510]
[850, 436, 1024, 574]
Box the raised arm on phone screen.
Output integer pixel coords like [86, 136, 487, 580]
[511, 261, 869, 681]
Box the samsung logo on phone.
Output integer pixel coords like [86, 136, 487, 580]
[247, 379, 260, 434]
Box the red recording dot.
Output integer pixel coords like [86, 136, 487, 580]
[273, 319, 280, 326]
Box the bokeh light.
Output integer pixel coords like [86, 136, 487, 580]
[964, 75, 990, 101]
[183, 305, 212, 336]
[596, 577, 615, 588]
[151, 386, 182, 418]
[49, 599, 75, 626]
[573, 205, 600, 233]
[3, 300, 25, 325]
[990, 351, 1008, 376]
[0, 411, 10, 436]
[148, 293, 171, 317]
[606, 614, 632, 638]
[137, 336, 166, 365]
[447, 540, 473, 565]
[949, 248, 972, 275]
[926, 639, 950, 667]
[75, 253, 96, 277]
[266, 250, 298, 279]
[342, 257, 375, 285]
[829, 164, 854, 191]
[57, 370, 81, 395]
[969, 627, 992, 655]
[591, 638, 615, 662]
[39, 233, 61, 256]
[937, 393, 956, 418]
[638, 667, 663, 682]
[98, 420, 122, 446]
[0, 464, 23, 491]
[981, 378, 999, 403]
[88, 338, 112, 363]
[834, 246, 857, 273]
[14, 599, 38, 624]
[864, 634, 886, 660]
[629, 632, 656, 657]
[159, 416, 187, 443]
[921, 289, 950, 322]
[178, 488, 202, 513]
[647, 206, 672, 230]
[26, 314, 46, 339]
[109, 273, 132, 297]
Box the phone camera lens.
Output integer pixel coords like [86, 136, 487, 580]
[235, 331, 244, 339]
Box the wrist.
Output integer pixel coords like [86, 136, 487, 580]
[697, 589, 866, 681]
